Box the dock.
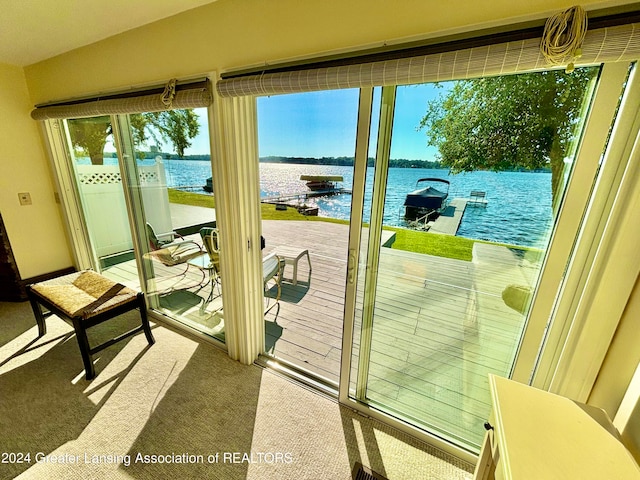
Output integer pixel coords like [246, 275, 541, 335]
[262, 188, 351, 204]
[410, 192, 487, 235]
[427, 198, 468, 234]
[261, 188, 351, 215]
[407, 197, 470, 235]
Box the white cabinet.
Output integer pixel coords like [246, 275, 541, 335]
[473, 374, 640, 479]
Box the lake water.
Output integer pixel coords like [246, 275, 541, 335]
[161, 159, 554, 249]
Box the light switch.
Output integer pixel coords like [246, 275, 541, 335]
[18, 192, 32, 205]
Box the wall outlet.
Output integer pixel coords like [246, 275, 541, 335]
[18, 192, 32, 206]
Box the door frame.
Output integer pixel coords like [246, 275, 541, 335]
[532, 62, 640, 399]
[512, 62, 633, 384]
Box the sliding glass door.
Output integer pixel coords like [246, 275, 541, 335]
[112, 108, 225, 341]
[343, 66, 616, 452]
[45, 55, 634, 457]
[256, 89, 361, 383]
[51, 106, 225, 343]
[250, 63, 626, 453]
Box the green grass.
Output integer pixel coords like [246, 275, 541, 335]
[168, 189, 215, 208]
[384, 226, 474, 261]
[169, 189, 349, 222]
[168, 189, 541, 263]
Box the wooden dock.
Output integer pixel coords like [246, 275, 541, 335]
[409, 192, 487, 235]
[261, 188, 351, 207]
[102, 209, 539, 450]
[421, 198, 468, 235]
[261, 188, 352, 216]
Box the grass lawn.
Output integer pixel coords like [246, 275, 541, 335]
[385, 226, 474, 261]
[168, 189, 215, 208]
[168, 189, 538, 262]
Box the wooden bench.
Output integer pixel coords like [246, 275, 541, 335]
[26, 270, 155, 380]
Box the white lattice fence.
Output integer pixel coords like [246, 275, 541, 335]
[139, 159, 173, 238]
[76, 160, 172, 258]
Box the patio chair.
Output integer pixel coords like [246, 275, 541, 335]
[199, 227, 222, 303]
[263, 251, 285, 314]
[199, 227, 284, 314]
[145, 222, 203, 267]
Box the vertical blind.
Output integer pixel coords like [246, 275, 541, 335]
[216, 22, 640, 98]
[31, 79, 212, 120]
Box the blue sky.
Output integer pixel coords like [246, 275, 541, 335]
[255, 85, 443, 160]
[183, 84, 447, 160]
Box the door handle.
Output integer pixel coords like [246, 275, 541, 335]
[348, 249, 357, 284]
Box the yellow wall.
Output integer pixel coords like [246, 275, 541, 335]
[0, 63, 73, 279]
[24, 0, 630, 104]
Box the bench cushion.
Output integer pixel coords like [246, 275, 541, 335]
[30, 270, 137, 320]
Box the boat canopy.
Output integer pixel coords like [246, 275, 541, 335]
[404, 186, 448, 208]
[414, 177, 450, 187]
[403, 177, 450, 214]
[300, 175, 343, 182]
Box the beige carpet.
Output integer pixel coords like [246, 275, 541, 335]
[0, 300, 474, 480]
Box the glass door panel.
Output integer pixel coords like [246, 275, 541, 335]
[65, 116, 133, 272]
[114, 108, 224, 342]
[349, 68, 601, 451]
[257, 89, 360, 383]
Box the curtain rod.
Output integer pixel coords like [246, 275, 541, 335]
[34, 78, 210, 109]
[220, 9, 640, 80]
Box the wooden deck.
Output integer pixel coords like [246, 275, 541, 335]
[103, 215, 541, 450]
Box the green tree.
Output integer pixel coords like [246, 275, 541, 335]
[419, 68, 598, 205]
[68, 109, 200, 165]
[68, 116, 112, 165]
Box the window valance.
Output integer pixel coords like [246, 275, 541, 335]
[31, 79, 212, 121]
[216, 22, 640, 98]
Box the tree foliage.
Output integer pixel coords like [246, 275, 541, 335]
[67, 117, 112, 165]
[419, 67, 599, 204]
[68, 109, 200, 165]
[134, 110, 200, 158]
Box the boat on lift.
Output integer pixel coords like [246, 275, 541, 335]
[300, 175, 343, 192]
[403, 177, 450, 220]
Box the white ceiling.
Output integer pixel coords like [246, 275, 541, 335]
[0, 0, 219, 67]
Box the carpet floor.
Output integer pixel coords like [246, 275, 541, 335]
[0, 300, 474, 480]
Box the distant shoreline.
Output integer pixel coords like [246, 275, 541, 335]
[258, 156, 444, 169]
[103, 151, 444, 168]
[99, 152, 550, 173]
